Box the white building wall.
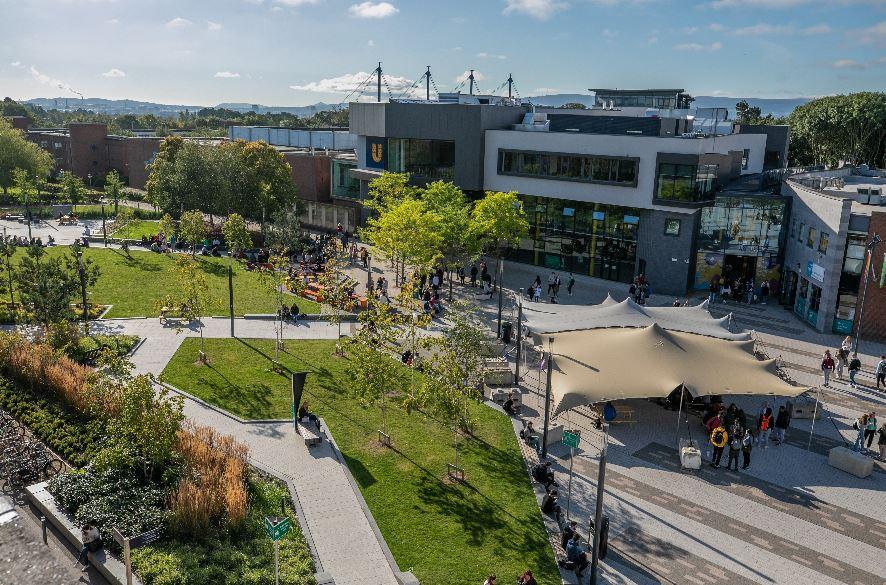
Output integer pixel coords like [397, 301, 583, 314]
[482, 130, 766, 213]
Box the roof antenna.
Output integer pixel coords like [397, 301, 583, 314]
[425, 66, 431, 101]
[508, 73, 513, 100]
[469, 69, 475, 96]
[375, 62, 382, 103]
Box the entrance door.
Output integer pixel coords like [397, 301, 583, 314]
[723, 254, 757, 282]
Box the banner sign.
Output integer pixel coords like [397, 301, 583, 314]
[365, 137, 386, 170]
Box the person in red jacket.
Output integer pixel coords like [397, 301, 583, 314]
[821, 350, 835, 387]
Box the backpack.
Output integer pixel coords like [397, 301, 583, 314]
[730, 438, 741, 450]
[712, 430, 725, 445]
[760, 416, 770, 431]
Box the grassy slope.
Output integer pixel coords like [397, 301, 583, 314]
[161, 338, 559, 585]
[111, 219, 160, 240]
[12, 247, 319, 318]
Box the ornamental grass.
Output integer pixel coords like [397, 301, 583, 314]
[170, 422, 249, 536]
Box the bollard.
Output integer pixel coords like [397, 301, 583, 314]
[41, 515, 47, 544]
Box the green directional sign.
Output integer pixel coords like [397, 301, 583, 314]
[562, 430, 580, 449]
[265, 516, 291, 541]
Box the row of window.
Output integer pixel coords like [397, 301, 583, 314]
[498, 150, 638, 185]
[655, 163, 718, 203]
[790, 219, 829, 255]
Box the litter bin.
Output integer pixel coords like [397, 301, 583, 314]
[502, 321, 513, 344]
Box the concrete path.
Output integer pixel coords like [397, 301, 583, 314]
[96, 316, 401, 585]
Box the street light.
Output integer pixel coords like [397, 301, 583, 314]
[853, 233, 882, 357]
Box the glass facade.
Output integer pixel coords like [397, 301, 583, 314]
[594, 93, 681, 109]
[387, 138, 454, 180]
[512, 195, 639, 283]
[497, 150, 638, 186]
[331, 159, 360, 199]
[655, 163, 717, 203]
[833, 232, 868, 334]
[693, 195, 789, 291]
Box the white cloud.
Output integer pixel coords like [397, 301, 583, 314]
[710, 0, 877, 7]
[106, 18, 119, 24]
[729, 22, 830, 36]
[477, 52, 508, 60]
[801, 24, 830, 35]
[674, 41, 722, 51]
[708, 23, 725, 31]
[367, 39, 375, 46]
[856, 21, 886, 46]
[831, 56, 886, 69]
[10, 61, 23, 68]
[454, 70, 486, 83]
[165, 17, 193, 28]
[348, 1, 399, 18]
[290, 71, 413, 94]
[29, 66, 82, 97]
[207, 20, 223, 30]
[276, 0, 321, 5]
[681, 26, 699, 34]
[502, 0, 568, 21]
[602, 28, 619, 38]
[101, 68, 126, 77]
[214, 71, 241, 78]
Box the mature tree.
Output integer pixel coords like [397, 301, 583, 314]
[365, 171, 417, 213]
[221, 213, 251, 257]
[0, 117, 53, 195]
[11, 168, 36, 234]
[735, 100, 763, 125]
[787, 92, 886, 168]
[178, 210, 206, 257]
[421, 181, 480, 299]
[145, 135, 185, 212]
[59, 171, 87, 212]
[364, 195, 442, 287]
[233, 140, 299, 230]
[103, 169, 125, 214]
[470, 190, 529, 286]
[266, 208, 304, 256]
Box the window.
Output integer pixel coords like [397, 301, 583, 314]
[843, 233, 867, 275]
[798, 222, 805, 243]
[388, 138, 454, 179]
[664, 218, 681, 236]
[790, 219, 797, 239]
[741, 149, 750, 170]
[809, 284, 822, 312]
[497, 150, 637, 186]
[806, 227, 817, 249]
[655, 163, 716, 203]
[818, 232, 829, 255]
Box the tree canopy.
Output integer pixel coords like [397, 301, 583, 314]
[0, 117, 53, 194]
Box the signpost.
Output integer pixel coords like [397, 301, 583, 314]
[265, 516, 292, 585]
[562, 430, 580, 520]
[112, 526, 163, 585]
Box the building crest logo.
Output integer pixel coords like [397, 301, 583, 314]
[371, 143, 384, 164]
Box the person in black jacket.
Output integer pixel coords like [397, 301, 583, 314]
[532, 461, 555, 489]
[561, 520, 578, 549]
[541, 489, 560, 520]
[774, 405, 790, 445]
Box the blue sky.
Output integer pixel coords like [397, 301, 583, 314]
[1, 0, 884, 106]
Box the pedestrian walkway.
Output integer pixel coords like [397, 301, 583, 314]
[106, 316, 402, 585]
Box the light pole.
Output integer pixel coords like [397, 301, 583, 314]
[515, 288, 523, 383]
[101, 204, 107, 247]
[366, 254, 373, 292]
[75, 245, 89, 328]
[496, 257, 504, 338]
[541, 336, 553, 459]
[589, 422, 610, 585]
[853, 233, 881, 357]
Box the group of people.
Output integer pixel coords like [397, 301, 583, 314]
[628, 274, 650, 305]
[821, 337, 886, 391]
[483, 569, 537, 585]
[3, 234, 55, 247]
[707, 274, 770, 305]
[705, 402, 790, 470]
[852, 411, 886, 458]
[524, 272, 576, 304]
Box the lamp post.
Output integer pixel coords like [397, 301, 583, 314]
[515, 288, 523, 383]
[74, 245, 89, 328]
[101, 204, 107, 247]
[366, 254, 373, 291]
[589, 424, 610, 585]
[853, 233, 881, 357]
[496, 257, 504, 338]
[541, 336, 553, 459]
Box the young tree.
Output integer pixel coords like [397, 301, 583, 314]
[11, 168, 36, 237]
[346, 298, 403, 442]
[221, 213, 251, 257]
[179, 210, 207, 257]
[316, 244, 353, 353]
[103, 169, 125, 214]
[158, 256, 215, 361]
[266, 208, 304, 257]
[421, 181, 480, 299]
[14, 245, 81, 328]
[236, 140, 299, 231]
[158, 213, 176, 241]
[59, 171, 87, 212]
[0, 236, 15, 315]
[0, 117, 53, 195]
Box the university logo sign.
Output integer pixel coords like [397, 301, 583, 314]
[366, 137, 386, 170]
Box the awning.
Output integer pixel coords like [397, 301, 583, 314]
[545, 323, 804, 416]
[524, 296, 749, 341]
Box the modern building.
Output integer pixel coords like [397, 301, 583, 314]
[780, 166, 886, 341]
[349, 90, 791, 295]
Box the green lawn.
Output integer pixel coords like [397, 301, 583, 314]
[111, 219, 160, 240]
[15, 247, 320, 318]
[160, 338, 559, 585]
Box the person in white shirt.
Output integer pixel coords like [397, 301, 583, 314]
[877, 355, 886, 390]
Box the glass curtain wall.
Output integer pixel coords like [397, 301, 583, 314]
[513, 195, 639, 283]
[387, 138, 455, 180]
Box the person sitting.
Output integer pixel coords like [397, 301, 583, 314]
[503, 392, 517, 416]
[521, 420, 540, 451]
[298, 402, 321, 433]
[75, 523, 102, 572]
[561, 520, 578, 549]
[541, 489, 561, 520]
[46, 235, 55, 246]
[517, 569, 537, 585]
[565, 533, 589, 578]
[401, 349, 413, 366]
[289, 303, 300, 322]
[531, 460, 556, 489]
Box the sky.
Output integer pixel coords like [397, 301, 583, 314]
[1, 0, 885, 107]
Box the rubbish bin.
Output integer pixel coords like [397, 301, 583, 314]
[502, 321, 513, 344]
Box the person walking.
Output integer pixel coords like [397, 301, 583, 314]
[774, 405, 790, 445]
[566, 273, 575, 296]
[836, 345, 848, 380]
[710, 425, 728, 468]
[876, 355, 886, 390]
[532, 284, 542, 303]
[877, 422, 886, 461]
[865, 412, 878, 450]
[848, 354, 862, 388]
[853, 413, 869, 452]
[760, 280, 770, 304]
[470, 264, 478, 287]
[741, 428, 753, 469]
[757, 406, 774, 448]
[547, 272, 558, 297]
[708, 277, 720, 304]
[821, 350, 835, 387]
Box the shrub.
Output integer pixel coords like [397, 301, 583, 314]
[170, 423, 248, 536]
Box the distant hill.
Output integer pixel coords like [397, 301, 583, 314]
[524, 93, 809, 118]
[22, 97, 337, 117]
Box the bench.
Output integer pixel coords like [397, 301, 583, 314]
[297, 418, 324, 447]
[482, 366, 515, 386]
[828, 446, 874, 478]
[26, 482, 142, 585]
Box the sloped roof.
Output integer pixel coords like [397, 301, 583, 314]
[523, 295, 750, 341]
[545, 324, 804, 416]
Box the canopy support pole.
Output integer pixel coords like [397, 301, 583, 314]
[675, 384, 685, 451]
[541, 337, 553, 459]
[807, 386, 820, 451]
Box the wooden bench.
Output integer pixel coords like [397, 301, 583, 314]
[27, 482, 142, 585]
[297, 419, 324, 447]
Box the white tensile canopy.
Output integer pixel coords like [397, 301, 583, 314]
[522, 296, 805, 416]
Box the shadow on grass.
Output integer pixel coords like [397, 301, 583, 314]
[341, 452, 377, 489]
[197, 258, 229, 277]
[106, 248, 162, 272]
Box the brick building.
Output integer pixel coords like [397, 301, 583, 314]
[856, 210, 885, 344]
